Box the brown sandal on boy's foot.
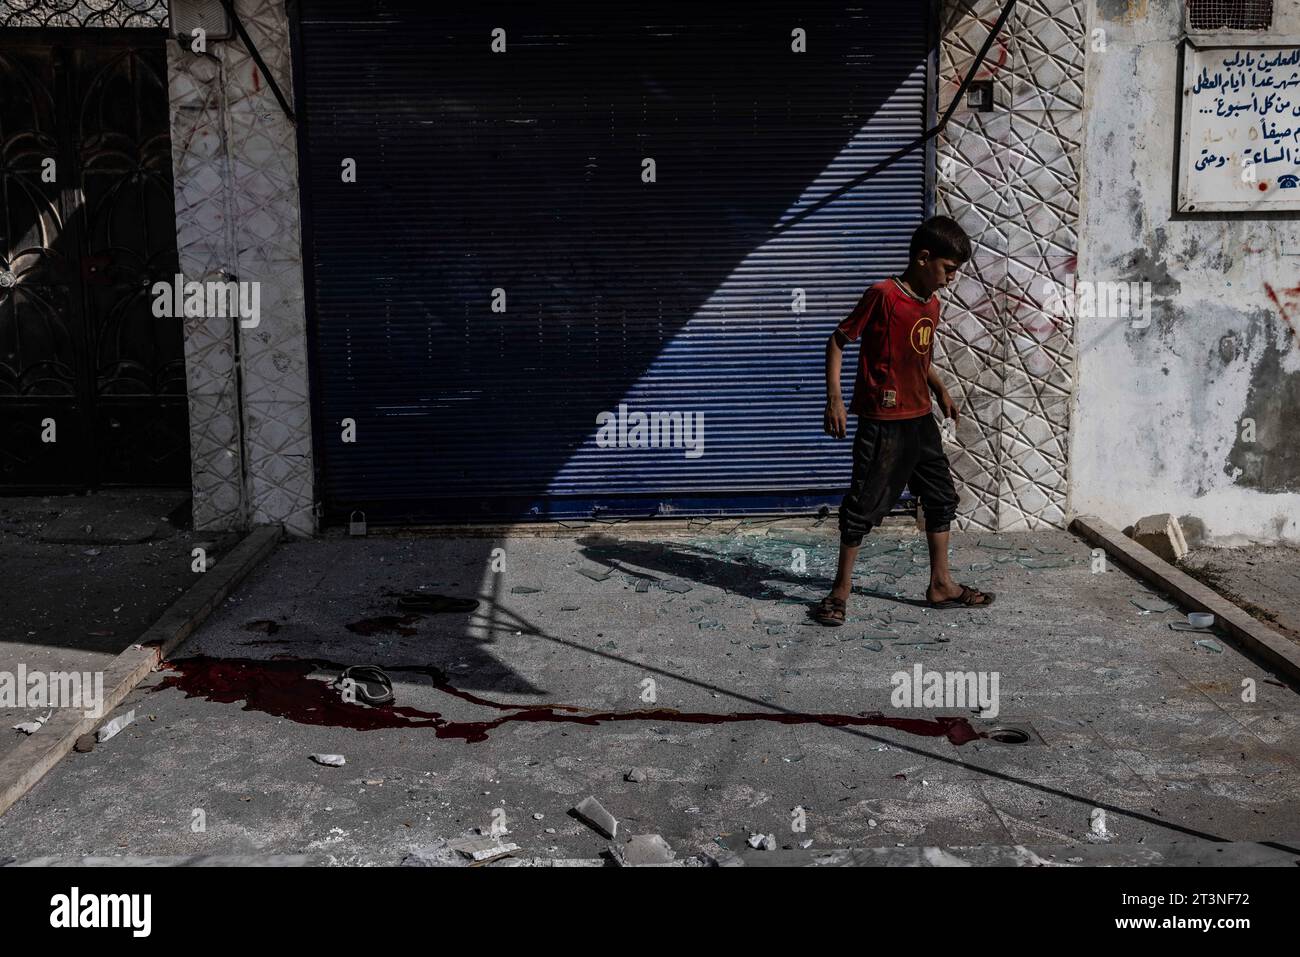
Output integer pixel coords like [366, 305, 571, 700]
[926, 584, 995, 610]
[811, 595, 847, 627]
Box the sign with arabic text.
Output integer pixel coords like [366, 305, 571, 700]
[1179, 44, 1300, 212]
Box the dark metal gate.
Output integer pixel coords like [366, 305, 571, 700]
[294, 1, 933, 523]
[0, 29, 188, 490]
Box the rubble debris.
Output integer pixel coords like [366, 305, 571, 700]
[400, 839, 465, 867]
[657, 579, 693, 594]
[1088, 808, 1111, 843]
[1129, 513, 1189, 562]
[12, 711, 51, 735]
[96, 710, 135, 743]
[1018, 557, 1071, 569]
[624, 768, 647, 783]
[862, 640, 884, 652]
[244, 619, 281, 635]
[764, 529, 829, 547]
[1168, 622, 1215, 633]
[699, 841, 743, 867]
[614, 833, 676, 866]
[1192, 638, 1225, 654]
[532, 813, 544, 820]
[510, 585, 541, 594]
[310, 753, 346, 767]
[73, 733, 96, 753]
[634, 579, 651, 593]
[747, 833, 777, 851]
[572, 796, 618, 838]
[448, 835, 520, 863]
[577, 566, 614, 582]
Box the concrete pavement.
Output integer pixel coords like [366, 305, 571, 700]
[2, 519, 1298, 864]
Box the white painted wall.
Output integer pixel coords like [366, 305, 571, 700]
[1073, 0, 1300, 544]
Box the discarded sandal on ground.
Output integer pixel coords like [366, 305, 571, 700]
[927, 585, 995, 610]
[334, 665, 394, 706]
[811, 595, 847, 627]
[396, 593, 480, 613]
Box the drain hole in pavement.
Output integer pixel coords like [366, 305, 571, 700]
[989, 727, 1031, 745]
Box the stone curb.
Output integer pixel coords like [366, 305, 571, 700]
[0, 525, 283, 819]
[1071, 514, 1300, 686]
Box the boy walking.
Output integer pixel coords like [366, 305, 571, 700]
[814, 216, 993, 626]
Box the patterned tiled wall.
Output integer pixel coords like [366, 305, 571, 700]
[936, 0, 1085, 530]
[166, 0, 314, 535]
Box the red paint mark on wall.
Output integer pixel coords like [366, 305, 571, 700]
[1264, 283, 1300, 342]
[252, 66, 261, 92]
[941, 18, 1010, 103]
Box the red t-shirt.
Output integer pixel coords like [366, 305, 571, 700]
[836, 278, 940, 420]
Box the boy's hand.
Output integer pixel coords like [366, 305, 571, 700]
[937, 388, 960, 425]
[824, 396, 848, 438]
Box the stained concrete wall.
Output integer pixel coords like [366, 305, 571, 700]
[165, 0, 315, 536]
[1074, 0, 1300, 544]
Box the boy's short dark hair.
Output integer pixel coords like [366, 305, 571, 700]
[909, 215, 971, 264]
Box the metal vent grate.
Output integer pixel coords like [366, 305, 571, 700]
[1188, 0, 1273, 30]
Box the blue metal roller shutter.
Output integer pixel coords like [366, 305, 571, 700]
[295, 1, 932, 523]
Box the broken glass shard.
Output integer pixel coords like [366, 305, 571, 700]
[1131, 596, 1175, 613]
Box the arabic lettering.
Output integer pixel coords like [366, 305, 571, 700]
[1192, 47, 1300, 186]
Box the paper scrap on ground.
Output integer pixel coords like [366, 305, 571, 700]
[96, 710, 135, 743]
